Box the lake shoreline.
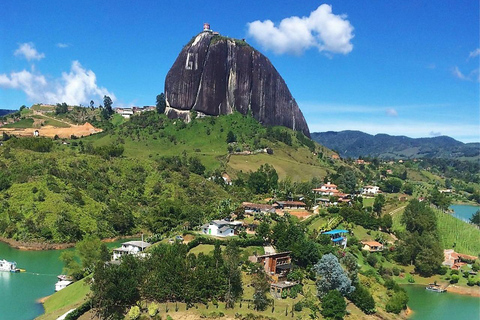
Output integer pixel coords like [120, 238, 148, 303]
[446, 284, 480, 297]
[0, 235, 141, 251]
[403, 283, 480, 298]
[0, 237, 75, 251]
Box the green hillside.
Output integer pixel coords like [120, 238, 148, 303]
[0, 111, 337, 243]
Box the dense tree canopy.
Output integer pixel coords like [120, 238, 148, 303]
[396, 199, 443, 276]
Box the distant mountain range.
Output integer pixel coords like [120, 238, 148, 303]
[311, 130, 480, 160]
[0, 109, 16, 117]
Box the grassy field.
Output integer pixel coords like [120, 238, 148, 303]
[111, 113, 125, 126]
[37, 278, 90, 320]
[43, 118, 71, 128]
[434, 209, 480, 256]
[2, 118, 34, 128]
[227, 146, 328, 181]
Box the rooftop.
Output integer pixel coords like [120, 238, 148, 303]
[323, 229, 349, 235]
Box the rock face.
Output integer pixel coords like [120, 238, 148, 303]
[164, 31, 310, 137]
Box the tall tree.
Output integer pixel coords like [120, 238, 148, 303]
[156, 93, 166, 114]
[223, 241, 243, 308]
[251, 271, 270, 311]
[91, 255, 141, 320]
[373, 194, 385, 216]
[103, 95, 114, 118]
[314, 253, 354, 298]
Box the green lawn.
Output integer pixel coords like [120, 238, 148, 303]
[362, 197, 374, 207]
[37, 277, 90, 320]
[189, 244, 216, 255]
[188, 244, 265, 259]
[2, 118, 34, 128]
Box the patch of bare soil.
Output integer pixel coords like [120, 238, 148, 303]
[0, 122, 102, 138]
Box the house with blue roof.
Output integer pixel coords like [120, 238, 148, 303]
[322, 229, 349, 248]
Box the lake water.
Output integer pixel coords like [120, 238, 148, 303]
[450, 204, 479, 223]
[404, 285, 480, 319]
[0, 239, 128, 320]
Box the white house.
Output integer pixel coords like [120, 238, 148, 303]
[115, 108, 134, 118]
[361, 185, 381, 195]
[201, 219, 242, 237]
[112, 240, 151, 260]
[312, 182, 339, 196]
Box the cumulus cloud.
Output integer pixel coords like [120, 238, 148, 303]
[429, 131, 441, 137]
[385, 108, 398, 117]
[0, 70, 48, 99]
[469, 48, 480, 59]
[247, 4, 354, 55]
[56, 43, 70, 48]
[0, 61, 115, 105]
[14, 43, 45, 61]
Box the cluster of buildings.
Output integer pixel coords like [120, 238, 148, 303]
[443, 249, 478, 270]
[115, 106, 156, 119]
[312, 182, 382, 207]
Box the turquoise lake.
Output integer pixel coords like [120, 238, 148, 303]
[404, 285, 480, 319]
[0, 240, 127, 320]
[450, 204, 479, 222]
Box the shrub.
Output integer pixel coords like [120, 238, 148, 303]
[450, 275, 460, 284]
[348, 284, 375, 314]
[127, 306, 141, 320]
[148, 302, 159, 317]
[294, 301, 303, 312]
[392, 267, 400, 276]
[467, 277, 476, 286]
[367, 254, 378, 267]
[385, 291, 409, 314]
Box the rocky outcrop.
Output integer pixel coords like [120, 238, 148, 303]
[164, 31, 310, 137]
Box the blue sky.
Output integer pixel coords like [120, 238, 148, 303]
[1, 1, 479, 142]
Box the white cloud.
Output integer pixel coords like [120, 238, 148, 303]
[247, 4, 354, 55]
[469, 48, 480, 59]
[452, 66, 480, 82]
[0, 70, 48, 99]
[385, 108, 398, 117]
[56, 43, 69, 48]
[452, 66, 468, 80]
[0, 61, 115, 105]
[14, 43, 45, 61]
[429, 131, 441, 137]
